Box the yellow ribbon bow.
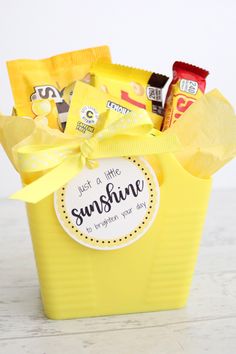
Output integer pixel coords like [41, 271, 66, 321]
[11, 111, 181, 204]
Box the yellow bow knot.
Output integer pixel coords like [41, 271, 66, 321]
[79, 137, 99, 169]
[10, 110, 181, 204]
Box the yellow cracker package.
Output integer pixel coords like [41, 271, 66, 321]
[90, 62, 168, 130]
[7, 46, 111, 130]
[65, 81, 146, 137]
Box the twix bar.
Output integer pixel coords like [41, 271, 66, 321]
[162, 61, 209, 131]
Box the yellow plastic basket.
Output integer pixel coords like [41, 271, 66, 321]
[24, 153, 211, 320]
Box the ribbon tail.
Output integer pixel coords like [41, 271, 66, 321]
[10, 155, 83, 204]
[10, 133, 181, 204]
[94, 134, 181, 158]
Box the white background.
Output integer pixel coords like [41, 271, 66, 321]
[0, 0, 235, 197]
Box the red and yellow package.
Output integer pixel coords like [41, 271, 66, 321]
[7, 46, 111, 130]
[162, 61, 209, 131]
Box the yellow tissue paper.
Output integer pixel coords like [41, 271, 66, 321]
[0, 115, 35, 169]
[164, 89, 236, 178]
[0, 115, 79, 172]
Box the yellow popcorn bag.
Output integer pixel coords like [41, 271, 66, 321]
[7, 46, 111, 130]
[90, 62, 168, 130]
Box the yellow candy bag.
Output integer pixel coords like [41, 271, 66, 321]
[65, 81, 146, 137]
[7, 46, 111, 130]
[90, 62, 169, 129]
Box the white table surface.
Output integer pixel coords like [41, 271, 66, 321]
[0, 189, 236, 354]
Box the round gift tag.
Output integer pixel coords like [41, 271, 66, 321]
[54, 157, 160, 250]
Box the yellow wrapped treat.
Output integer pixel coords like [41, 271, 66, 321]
[90, 62, 168, 130]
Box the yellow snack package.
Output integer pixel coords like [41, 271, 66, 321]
[65, 81, 146, 137]
[7, 46, 111, 130]
[90, 62, 169, 129]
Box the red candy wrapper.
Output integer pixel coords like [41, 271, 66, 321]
[162, 61, 209, 131]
